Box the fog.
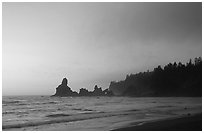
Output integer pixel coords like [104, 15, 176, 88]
[2, 2, 201, 95]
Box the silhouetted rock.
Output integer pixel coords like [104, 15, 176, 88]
[93, 85, 104, 96]
[72, 91, 79, 96]
[52, 78, 114, 97]
[103, 89, 114, 96]
[52, 78, 76, 97]
[79, 88, 92, 96]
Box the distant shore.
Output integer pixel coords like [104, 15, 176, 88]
[113, 113, 202, 131]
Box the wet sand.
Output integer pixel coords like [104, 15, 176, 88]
[113, 113, 202, 131]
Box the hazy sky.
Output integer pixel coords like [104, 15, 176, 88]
[3, 2, 202, 95]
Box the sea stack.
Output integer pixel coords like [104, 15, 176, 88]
[52, 78, 77, 97]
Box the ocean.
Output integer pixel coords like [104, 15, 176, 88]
[2, 96, 202, 131]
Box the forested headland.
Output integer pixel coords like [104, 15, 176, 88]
[109, 57, 202, 97]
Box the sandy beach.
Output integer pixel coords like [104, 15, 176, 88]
[113, 113, 202, 131]
[47, 106, 202, 131]
[3, 97, 201, 131]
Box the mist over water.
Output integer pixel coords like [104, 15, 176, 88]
[2, 2, 202, 131]
[3, 2, 202, 96]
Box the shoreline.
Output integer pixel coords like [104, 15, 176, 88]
[112, 113, 202, 131]
[3, 97, 201, 131]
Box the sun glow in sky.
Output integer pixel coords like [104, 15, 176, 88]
[3, 2, 202, 95]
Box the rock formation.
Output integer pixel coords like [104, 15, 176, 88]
[92, 85, 104, 96]
[79, 88, 92, 96]
[52, 78, 114, 97]
[52, 78, 76, 97]
[103, 89, 114, 96]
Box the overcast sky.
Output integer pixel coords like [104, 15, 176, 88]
[3, 2, 202, 95]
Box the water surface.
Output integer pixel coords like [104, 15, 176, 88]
[2, 96, 202, 130]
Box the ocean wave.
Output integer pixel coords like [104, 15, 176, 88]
[3, 111, 29, 115]
[3, 100, 28, 105]
[31, 101, 60, 105]
[72, 108, 95, 112]
[46, 114, 71, 117]
[3, 100, 20, 104]
[3, 111, 129, 130]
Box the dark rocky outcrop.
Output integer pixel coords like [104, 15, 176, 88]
[79, 88, 92, 96]
[103, 89, 114, 96]
[52, 78, 114, 97]
[92, 85, 104, 96]
[52, 78, 77, 97]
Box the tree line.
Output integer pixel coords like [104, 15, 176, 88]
[109, 57, 202, 97]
